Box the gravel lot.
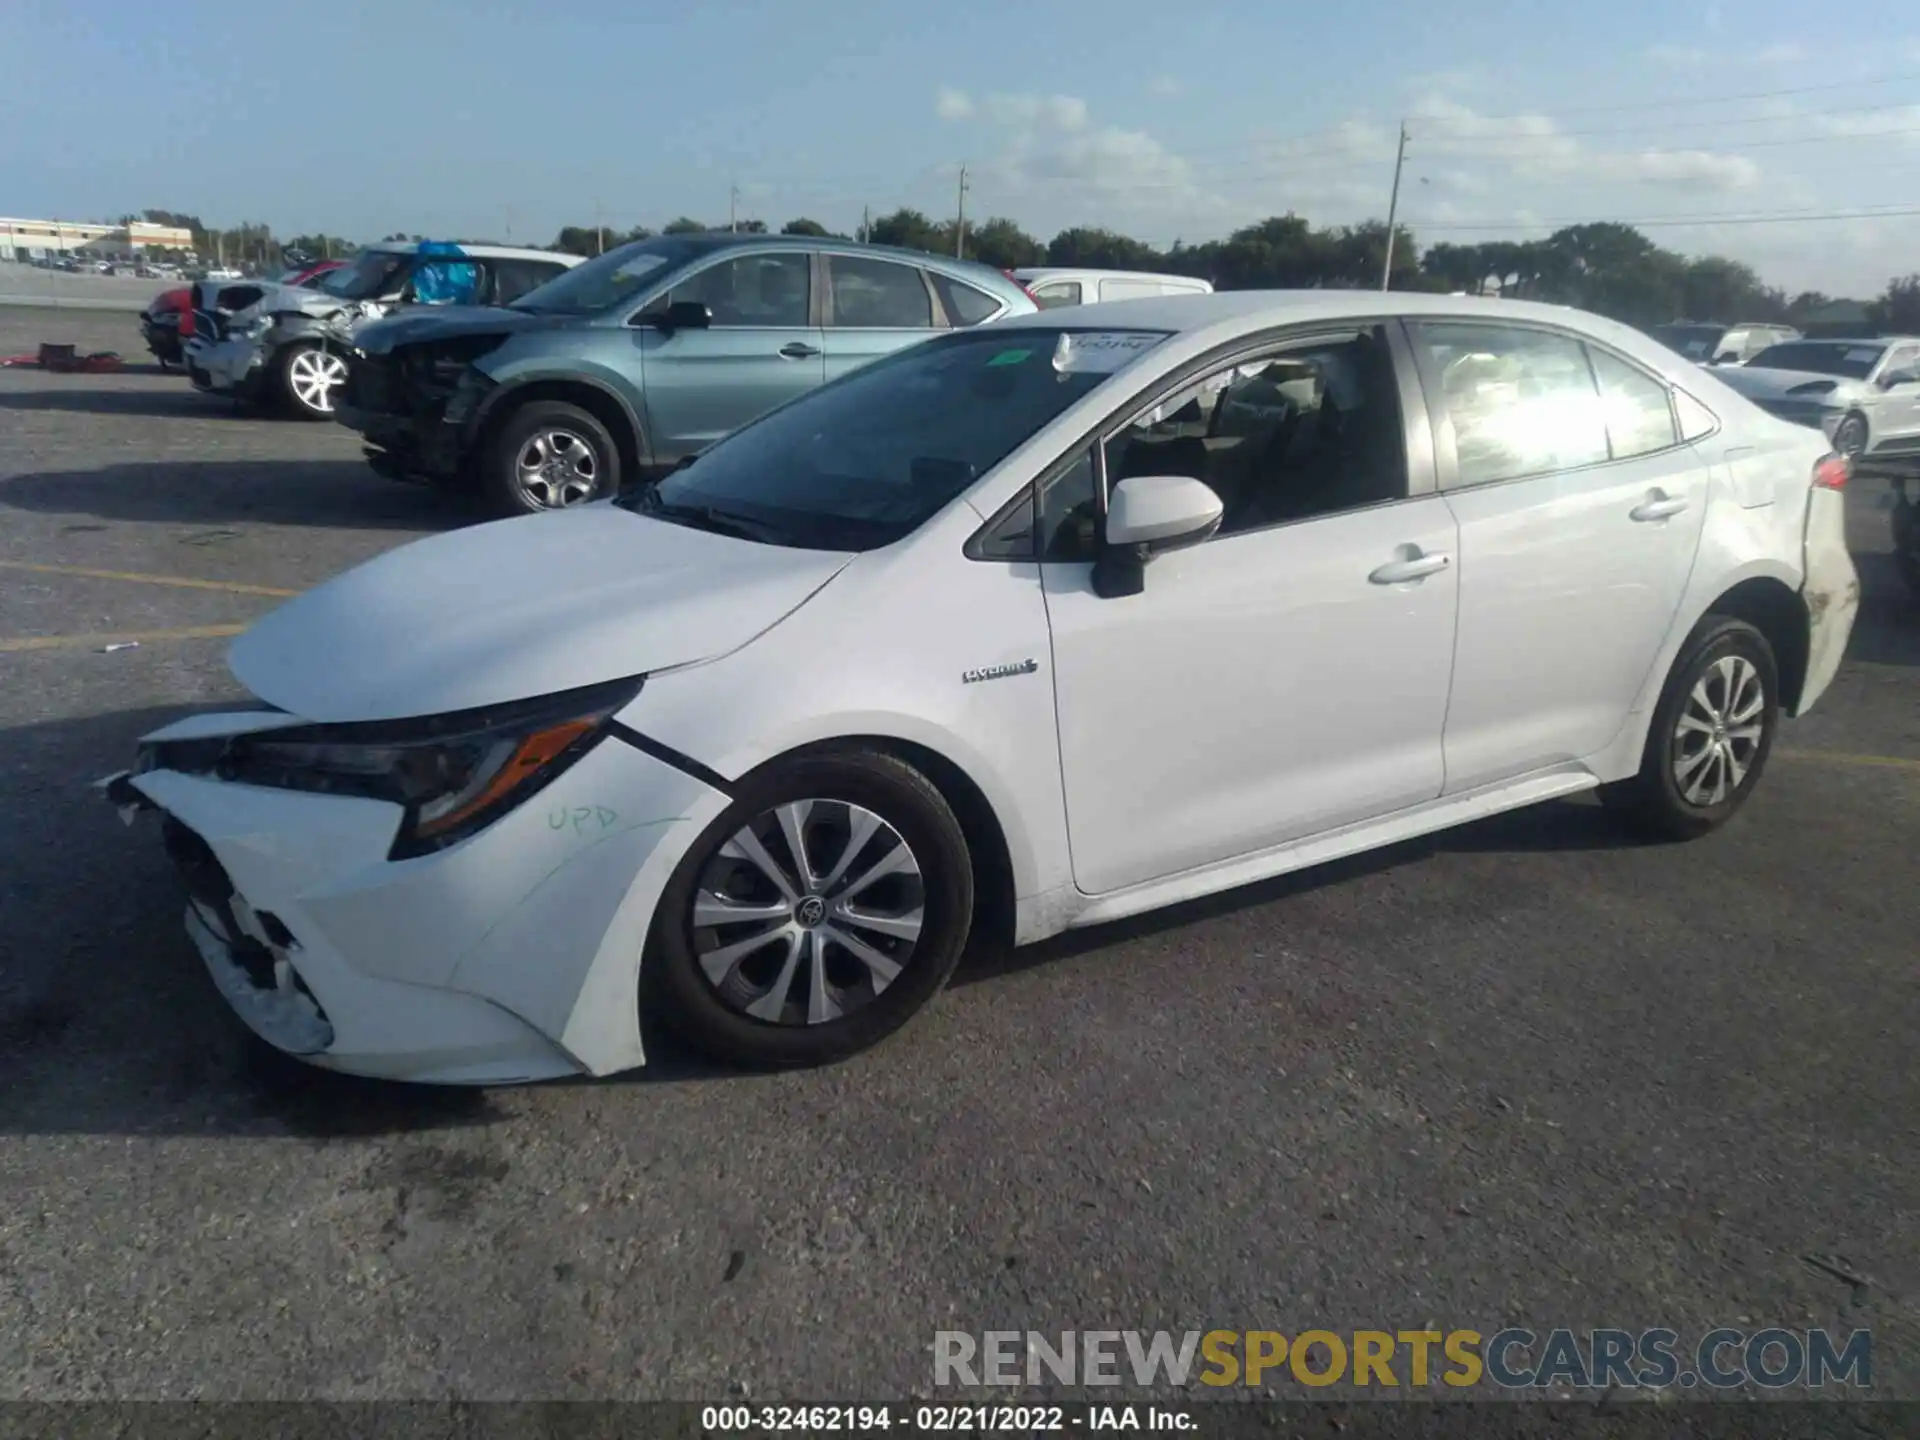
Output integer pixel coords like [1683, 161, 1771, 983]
[2, 307, 1916, 1402]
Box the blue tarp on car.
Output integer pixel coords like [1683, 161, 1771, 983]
[412, 241, 479, 305]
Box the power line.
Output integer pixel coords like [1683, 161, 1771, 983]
[1418, 202, 1920, 233]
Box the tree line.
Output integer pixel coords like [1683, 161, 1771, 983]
[133, 203, 1920, 333]
[545, 209, 1900, 333]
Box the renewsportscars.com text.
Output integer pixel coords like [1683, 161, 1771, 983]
[933, 1327, 1872, 1390]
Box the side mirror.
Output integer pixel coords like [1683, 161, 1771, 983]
[1091, 475, 1224, 598]
[1881, 368, 1917, 389]
[650, 300, 713, 332]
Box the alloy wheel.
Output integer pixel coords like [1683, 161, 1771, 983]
[288, 348, 348, 414]
[1671, 654, 1766, 806]
[514, 428, 600, 508]
[690, 799, 925, 1026]
[1834, 414, 1867, 459]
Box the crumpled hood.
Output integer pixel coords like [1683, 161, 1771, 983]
[1714, 365, 1868, 404]
[229, 505, 853, 723]
[353, 306, 576, 356]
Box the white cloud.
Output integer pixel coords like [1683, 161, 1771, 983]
[935, 86, 973, 121]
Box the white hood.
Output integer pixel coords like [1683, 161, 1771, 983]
[229, 505, 853, 723]
[1714, 365, 1869, 405]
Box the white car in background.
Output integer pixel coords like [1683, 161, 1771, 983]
[1014, 267, 1213, 309]
[1711, 335, 1920, 461]
[100, 292, 1858, 1084]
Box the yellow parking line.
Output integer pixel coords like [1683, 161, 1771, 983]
[1776, 748, 1920, 774]
[0, 559, 298, 598]
[0, 624, 247, 654]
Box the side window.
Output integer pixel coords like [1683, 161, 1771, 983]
[1587, 347, 1679, 459]
[1415, 322, 1609, 487]
[1883, 343, 1920, 380]
[1030, 282, 1081, 309]
[655, 253, 811, 327]
[1716, 328, 1749, 362]
[1098, 277, 1165, 302]
[1101, 326, 1408, 538]
[827, 255, 933, 328]
[931, 273, 1004, 327]
[1038, 451, 1099, 560]
[1674, 389, 1719, 442]
[491, 259, 563, 306]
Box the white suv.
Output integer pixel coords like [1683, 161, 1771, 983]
[102, 292, 1859, 1083]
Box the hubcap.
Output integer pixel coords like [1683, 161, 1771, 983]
[514, 428, 599, 507]
[288, 349, 347, 413]
[690, 800, 925, 1026]
[1672, 654, 1765, 806]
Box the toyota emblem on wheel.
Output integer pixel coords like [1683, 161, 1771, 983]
[795, 896, 826, 928]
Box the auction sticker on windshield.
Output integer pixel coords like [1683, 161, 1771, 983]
[1052, 331, 1167, 374]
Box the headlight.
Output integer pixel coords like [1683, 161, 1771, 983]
[147, 677, 642, 859]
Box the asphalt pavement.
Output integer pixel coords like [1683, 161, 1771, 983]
[1, 308, 1916, 1402]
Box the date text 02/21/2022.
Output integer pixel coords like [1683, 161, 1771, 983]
[699, 1404, 1194, 1432]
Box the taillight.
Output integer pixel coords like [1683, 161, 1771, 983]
[1813, 454, 1849, 490]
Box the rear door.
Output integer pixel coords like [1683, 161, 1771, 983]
[1409, 320, 1710, 793]
[631, 249, 825, 461]
[820, 252, 945, 384]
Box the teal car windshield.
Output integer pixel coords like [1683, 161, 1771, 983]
[621, 327, 1170, 551]
[510, 237, 704, 316]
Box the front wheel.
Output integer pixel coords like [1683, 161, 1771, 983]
[644, 750, 975, 1069]
[1833, 412, 1868, 461]
[276, 342, 348, 420]
[1602, 616, 1780, 840]
[485, 400, 620, 515]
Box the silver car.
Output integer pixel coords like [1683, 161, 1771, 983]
[1711, 335, 1920, 460]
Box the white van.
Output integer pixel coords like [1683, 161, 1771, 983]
[1012, 267, 1213, 309]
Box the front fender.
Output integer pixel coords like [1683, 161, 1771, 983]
[472, 357, 651, 466]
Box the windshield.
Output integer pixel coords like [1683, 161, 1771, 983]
[319, 250, 408, 301]
[1747, 342, 1884, 379]
[511, 236, 704, 315]
[1649, 324, 1726, 359]
[621, 327, 1172, 550]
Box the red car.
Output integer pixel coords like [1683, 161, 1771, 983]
[140, 259, 344, 369]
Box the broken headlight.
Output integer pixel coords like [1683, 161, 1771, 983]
[200, 676, 642, 859]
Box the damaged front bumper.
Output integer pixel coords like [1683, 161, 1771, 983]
[98, 707, 724, 1084]
[184, 334, 271, 401]
[335, 361, 490, 485]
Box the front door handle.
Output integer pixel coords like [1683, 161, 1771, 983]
[1630, 492, 1689, 522]
[778, 341, 821, 359]
[1369, 551, 1452, 585]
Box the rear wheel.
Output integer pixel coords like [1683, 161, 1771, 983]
[276, 343, 348, 420]
[485, 400, 619, 516]
[644, 750, 974, 1069]
[1602, 616, 1779, 840]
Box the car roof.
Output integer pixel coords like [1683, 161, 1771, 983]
[366, 242, 586, 265]
[983, 289, 1632, 341]
[627, 231, 1012, 274]
[1013, 267, 1210, 285]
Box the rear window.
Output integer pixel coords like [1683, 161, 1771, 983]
[1030, 281, 1082, 309]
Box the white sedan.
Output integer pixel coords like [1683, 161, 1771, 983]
[100, 292, 1861, 1083]
[1712, 335, 1920, 460]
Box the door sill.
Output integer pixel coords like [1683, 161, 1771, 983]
[1066, 764, 1601, 930]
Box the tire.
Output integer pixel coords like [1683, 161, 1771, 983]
[275, 342, 349, 420]
[485, 400, 620, 516]
[643, 750, 974, 1069]
[1833, 411, 1868, 462]
[1602, 616, 1780, 841]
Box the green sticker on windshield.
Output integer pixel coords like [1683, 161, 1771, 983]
[987, 348, 1033, 366]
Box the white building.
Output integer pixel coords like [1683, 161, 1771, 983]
[0, 217, 195, 261]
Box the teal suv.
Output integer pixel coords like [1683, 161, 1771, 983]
[335, 234, 1038, 515]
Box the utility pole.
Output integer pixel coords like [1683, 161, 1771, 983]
[860, 205, 870, 244]
[1381, 120, 1408, 292]
[729, 184, 740, 233]
[954, 164, 969, 258]
[595, 201, 605, 255]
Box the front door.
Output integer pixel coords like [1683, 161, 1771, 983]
[634, 250, 825, 462]
[819, 252, 944, 385]
[1406, 321, 1711, 793]
[1041, 326, 1460, 896]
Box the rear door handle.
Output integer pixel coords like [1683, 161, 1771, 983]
[1630, 493, 1689, 522]
[1369, 551, 1452, 585]
[778, 341, 821, 359]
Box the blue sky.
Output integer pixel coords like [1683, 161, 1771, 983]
[4, 0, 1919, 294]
